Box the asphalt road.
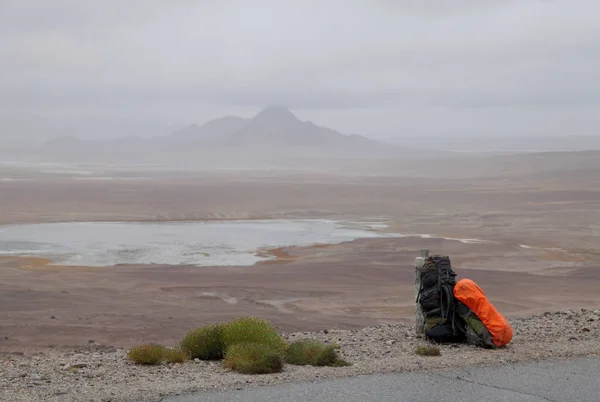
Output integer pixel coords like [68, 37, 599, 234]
[163, 357, 600, 402]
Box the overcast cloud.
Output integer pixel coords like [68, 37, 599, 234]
[1, 0, 599, 139]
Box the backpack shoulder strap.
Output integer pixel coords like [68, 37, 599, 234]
[440, 283, 454, 322]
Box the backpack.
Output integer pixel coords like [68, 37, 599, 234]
[453, 278, 513, 348]
[415, 255, 464, 343]
[454, 300, 496, 349]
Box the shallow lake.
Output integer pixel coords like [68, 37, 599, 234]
[0, 220, 396, 266]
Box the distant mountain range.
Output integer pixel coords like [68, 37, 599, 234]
[41, 107, 401, 160]
[0, 116, 176, 145]
[384, 134, 600, 153]
[160, 106, 389, 150]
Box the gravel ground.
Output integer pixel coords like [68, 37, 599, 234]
[1, 309, 599, 402]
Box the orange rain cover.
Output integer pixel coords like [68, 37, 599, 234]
[453, 278, 513, 347]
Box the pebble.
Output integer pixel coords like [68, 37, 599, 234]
[71, 363, 88, 369]
[0, 310, 598, 402]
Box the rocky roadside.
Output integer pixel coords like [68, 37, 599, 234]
[1, 309, 599, 402]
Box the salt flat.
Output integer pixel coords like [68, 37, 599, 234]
[0, 220, 396, 266]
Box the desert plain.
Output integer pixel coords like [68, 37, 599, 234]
[1, 154, 599, 351]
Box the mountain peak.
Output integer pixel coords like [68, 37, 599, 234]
[253, 106, 299, 123]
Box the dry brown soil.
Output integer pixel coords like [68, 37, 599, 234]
[1, 167, 599, 350]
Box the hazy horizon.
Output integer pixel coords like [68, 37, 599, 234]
[1, 0, 599, 145]
[2, 106, 600, 149]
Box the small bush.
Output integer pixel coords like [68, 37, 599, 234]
[415, 344, 441, 356]
[180, 323, 225, 360]
[128, 344, 166, 365]
[222, 317, 287, 354]
[285, 339, 351, 367]
[164, 347, 189, 364]
[223, 342, 284, 374]
[329, 358, 353, 367]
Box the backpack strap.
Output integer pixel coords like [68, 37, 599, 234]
[440, 283, 453, 322]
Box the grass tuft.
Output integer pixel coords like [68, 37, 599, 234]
[415, 344, 441, 356]
[285, 339, 351, 367]
[180, 324, 225, 360]
[164, 347, 189, 364]
[128, 344, 166, 365]
[222, 316, 288, 354]
[223, 342, 284, 374]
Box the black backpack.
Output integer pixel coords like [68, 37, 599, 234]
[415, 255, 465, 343]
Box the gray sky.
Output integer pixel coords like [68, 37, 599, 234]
[1, 0, 599, 140]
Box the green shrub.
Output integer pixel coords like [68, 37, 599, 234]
[222, 317, 287, 354]
[164, 347, 189, 364]
[180, 323, 225, 360]
[128, 344, 166, 365]
[415, 344, 441, 356]
[285, 339, 351, 367]
[223, 342, 284, 374]
[329, 358, 353, 367]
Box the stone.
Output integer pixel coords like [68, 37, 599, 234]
[71, 363, 88, 369]
[63, 362, 87, 371]
[385, 340, 397, 346]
